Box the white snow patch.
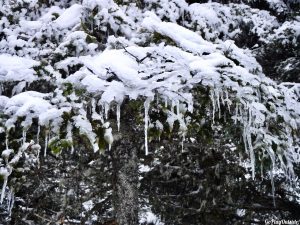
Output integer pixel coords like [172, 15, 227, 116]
[0, 54, 39, 83]
[54, 4, 83, 29]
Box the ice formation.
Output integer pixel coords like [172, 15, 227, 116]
[0, 0, 299, 207]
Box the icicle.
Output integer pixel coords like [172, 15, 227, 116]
[210, 90, 215, 124]
[270, 168, 276, 207]
[221, 90, 225, 105]
[91, 98, 95, 113]
[242, 126, 249, 155]
[44, 130, 49, 157]
[104, 128, 113, 151]
[260, 153, 264, 179]
[0, 175, 7, 204]
[179, 120, 187, 153]
[239, 104, 243, 119]
[187, 100, 193, 113]
[215, 90, 221, 119]
[176, 100, 180, 115]
[144, 98, 151, 155]
[181, 134, 185, 152]
[0, 167, 10, 204]
[22, 129, 26, 145]
[243, 124, 255, 179]
[116, 104, 121, 132]
[225, 90, 231, 112]
[164, 97, 168, 108]
[246, 132, 255, 180]
[104, 103, 109, 119]
[7, 189, 14, 216]
[248, 106, 252, 127]
[37, 125, 40, 144]
[234, 103, 238, 124]
[67, 123, 74, 154]
[155, 120, 163, 142]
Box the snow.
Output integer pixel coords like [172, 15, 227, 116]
[0, 167, 9, 204]
[142, 16, 215, 54]
[139, 164, 151, 173]
[19, 20, 42, 31]
[74, 112, 99, 152]
[0, 96, 9, 109]
[54, 4, 83, 29]
[2, 150, 13, 162]
[4, 92, 52, 129]
[0, 0, 299, 219]
[236, 209, 246, 217]
[140, 208, 164, 225]
[43, 9, 300, 179]
[144, 0, 187, 23]
[116, 104, 121, 132]
[82, 200, 94, 211]
[104, 127, 113, 150]
[188, 3, 279, 43]
[0, 54, 39, 83]
[80, 49, 140, 84]
[39, 6, 64, 23]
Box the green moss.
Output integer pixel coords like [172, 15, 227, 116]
[48, 137, 72, 155]
[62, 83, 73, 96]
[86, 34, 97, 44]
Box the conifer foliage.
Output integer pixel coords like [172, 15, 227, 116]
[0, 0, 299, 224]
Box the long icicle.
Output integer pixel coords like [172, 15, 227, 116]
[144, 98, 151, 155]
[116, 104, 121, 132]
[5, 132, 9, 150]
[0, 175, 8, 204]
[44, 130, 49, 157]
[247, 131, 255, 180]
[210, 90, 215, 125]
[37, 125, 40, 144]
[0, 167, 11, 204]
[164, 97, 168, 108]
[270, 164, 276, 207]
[181, 134, 185, 153]
[7, 188, 14, 216]
[22, 129, 26, 145]
[243, 125, 249, 155]
[104, 102, 109, 120]
[67, 122, 74, 154]
[234, 103, 239, 124]
[37, 126, 41, 168]
[215, 90, 221, 119]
